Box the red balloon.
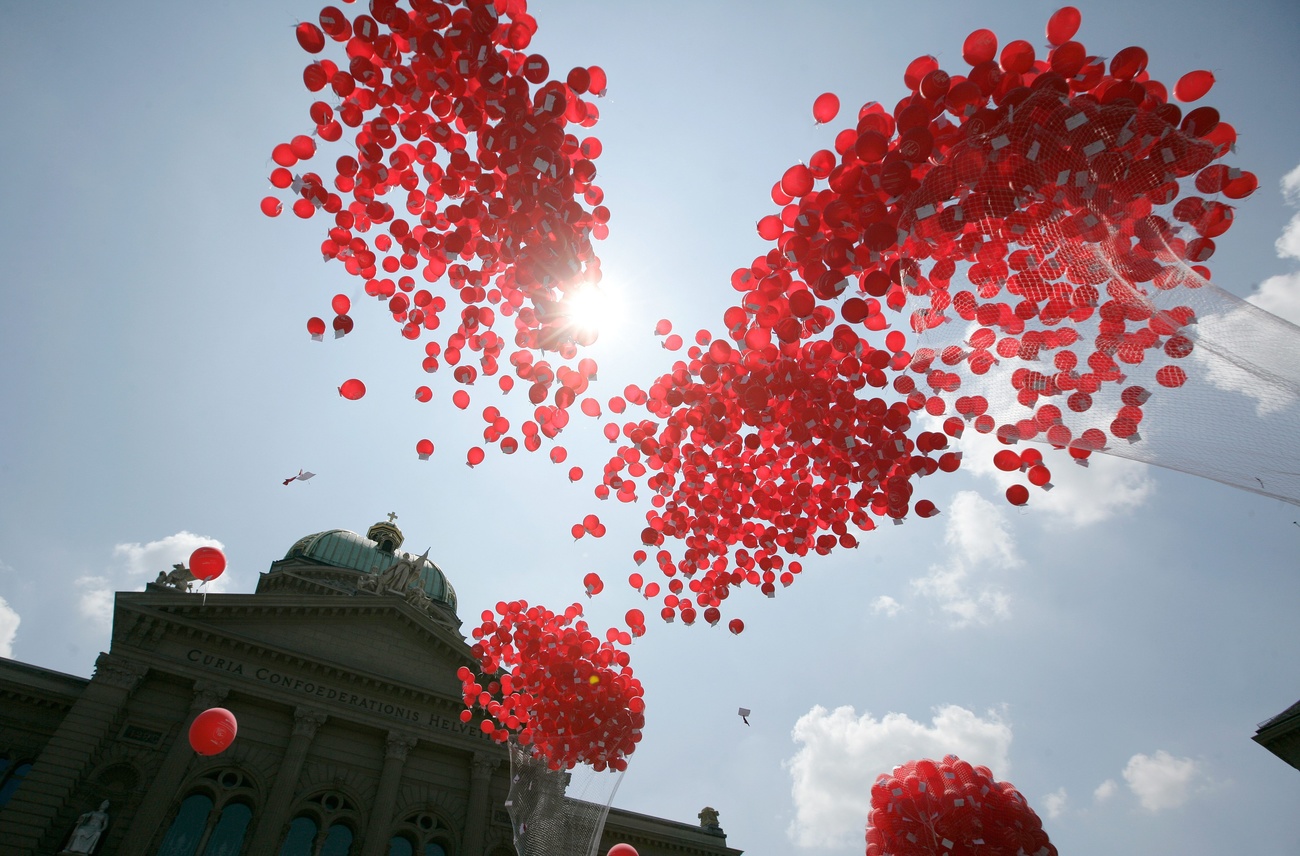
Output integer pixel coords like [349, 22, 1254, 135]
[812, 92, 840, 124]
[306, 317, 326, 337]
[189, 707, 238, 755]
[1006, 484, 1030, 506]
[467, 447, 485, 467]
[1045, 6, 1081, 46]
[190, 546, 226, 582]
[338, 378, 366, 400]
[415, 386, 432, 402]
[962, 28, 998, 66]
[780, 164, 814, 198]
[416, 439, 434, 459]
[728, 618, 744, 635]
[331, 294, 351, 315]
[260, 197, 283, 217]
[1174, 70, 1216, 103]
[453, 390, 470, 409]
[584, 572, 604, 596]
[607, 845, 639, 856]
[295, 22, 326, 54]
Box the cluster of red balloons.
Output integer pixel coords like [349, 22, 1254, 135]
[865, 756, 1054, 856]
[188, 707, 239, 756]
[268, 0, 613, 456]
[573, 5, 1251, 628]
[458, 600, 645, 771]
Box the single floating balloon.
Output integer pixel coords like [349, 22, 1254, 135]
[189, 546, 226, 582]
[189, 707, 238, 756]
[338, 378, 366, 400]
[416, 439, 434, 460]
[812, 92, 840, 124]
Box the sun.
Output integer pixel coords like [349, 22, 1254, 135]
[561, 283, 622, 343]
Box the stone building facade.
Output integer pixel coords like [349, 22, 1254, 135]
[0, 518, 743, 856]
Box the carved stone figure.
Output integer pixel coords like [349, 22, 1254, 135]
[60, 801, 110, 854]
[153, 564, 192, 590]
[698, 806, 721, 831]
[374, 548, 430, 594]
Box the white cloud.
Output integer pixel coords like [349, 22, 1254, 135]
[76, 575, 116, 629]
[112, 531, 233, 592]
[910, 491, 1015, 626]
[1094, 779, 1118, 802]
[1207, 159, 1300, 413]
[71, 532, 232, 635]
[785, 704, 1013, 848]
[870, 595, 902, 617]
[1282, 161, 1300, 204]
[114, 531, 224, 579]
[1042, 787, 1068, 819]
[1276, 162, 1300, 259]
[0, 596, 20, 657]
[1122, 750, 1202, 812]
[1249, 272, 1300, 325]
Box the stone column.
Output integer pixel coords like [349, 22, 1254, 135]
[116, 681, 230, 854]
[0, 653, 148, 854]
[361, 731, 419, 856]
[245, 707, 328, 856]
[461, 752, 498, 856]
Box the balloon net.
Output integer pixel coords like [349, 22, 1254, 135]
[505, 740, 624, 856]
[888, 82, 1300, 506]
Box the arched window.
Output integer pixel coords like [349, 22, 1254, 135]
[320, 823, 354, 856]
[0, 760, 33, 807]
[154, 769, 257, 856]
[278, 791, 360, 856]
[277, 816, 317, 856]
[387, 811, 454, 856]
[156, 793, 214, 856]
[204, 802, 253, 856]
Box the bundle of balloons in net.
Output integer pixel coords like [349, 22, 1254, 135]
[865, 756, 1055, 856]
[456, 601, 644, 771]
[582, 3, 1300, 632]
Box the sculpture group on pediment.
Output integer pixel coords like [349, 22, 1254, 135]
[153, 564, 193, 591]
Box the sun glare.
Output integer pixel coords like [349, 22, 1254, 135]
[564, 284, 622, 340]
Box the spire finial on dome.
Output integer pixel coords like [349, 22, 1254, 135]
[367, 514, 405, 553]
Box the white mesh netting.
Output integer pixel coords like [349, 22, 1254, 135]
[505, 740, 625, 856]
[884, 83, 1300, 504]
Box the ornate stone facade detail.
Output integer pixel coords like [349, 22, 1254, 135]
[470, 752, 499, 781]
[151, 563, 193, 591]
[190, 680, 230, 712]
[293, 707, 329, 738]
[91, 654, 148, 691]
[385, 730, 419, 761]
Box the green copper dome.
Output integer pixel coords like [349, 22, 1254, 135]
[284, 528, 457, 611]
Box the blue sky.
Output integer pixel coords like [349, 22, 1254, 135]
[1, 2, 1299, 854]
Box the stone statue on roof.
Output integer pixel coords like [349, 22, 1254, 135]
[364, 548, 430, 595]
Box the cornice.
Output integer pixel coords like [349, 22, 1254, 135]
[117, 590, 467, 659]
[105, 597, 497, 752]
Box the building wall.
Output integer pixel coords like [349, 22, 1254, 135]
[0, 579, 742, 856]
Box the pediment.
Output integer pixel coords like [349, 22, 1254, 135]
[115, 591, 475, 700]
